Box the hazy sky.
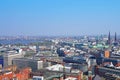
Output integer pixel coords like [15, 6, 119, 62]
[0, 0, 120, 36]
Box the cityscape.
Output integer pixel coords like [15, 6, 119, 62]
[0, 33, 120, 80]
[0, 0, 120, 80]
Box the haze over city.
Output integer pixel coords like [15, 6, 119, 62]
[0, 0, 120, 36]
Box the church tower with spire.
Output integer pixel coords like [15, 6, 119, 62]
[114, 32, 118, 46]
[115, 32, 117, 42]
[108, 31, 111, 45]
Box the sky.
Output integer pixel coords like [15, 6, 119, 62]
[0, 0, 120, 36]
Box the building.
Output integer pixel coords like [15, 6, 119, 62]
[65, 77, 77, 80]
[104, 51, 110, 58]
[30, 69, 83, 80]
[3, 50, 24, 67]
[0, 55, 3, 68]
[0, 67, 31, 80]
[115, 32, 117, 42]
[33, 76, 44, 80]
[12, 58, 43, 71]
[95, 66, 120, 78]
[104, 58, 120, 66]
[108, 31, 111, 45]
[46, 64, 71, 73]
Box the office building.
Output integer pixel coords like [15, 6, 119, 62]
[3, 50, 24, 67]
[12, 58, 43, 71]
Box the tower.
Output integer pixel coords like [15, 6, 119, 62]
[115, 32, 117, 42]
[114, 32, 118, 46]
[108, 31, 111, 45]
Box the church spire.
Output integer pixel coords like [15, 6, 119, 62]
[115, 32, 117, 42]
[108, 31, 111, 44]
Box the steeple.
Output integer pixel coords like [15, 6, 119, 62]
[115, 32, 117, 42]
[108, 31, 111, 44]
[114, 32, 118, 46]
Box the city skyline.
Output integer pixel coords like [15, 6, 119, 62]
[0, 0, 120, 36]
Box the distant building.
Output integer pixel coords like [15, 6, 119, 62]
[107, 31, 111, 45]
[115, 32, 117, 42]
[113, 32, 118, 46]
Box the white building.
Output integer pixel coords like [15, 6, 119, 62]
[46, 64, 71, 73]
[33, 76, 44, 80]
[65, 77, 77, 80]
